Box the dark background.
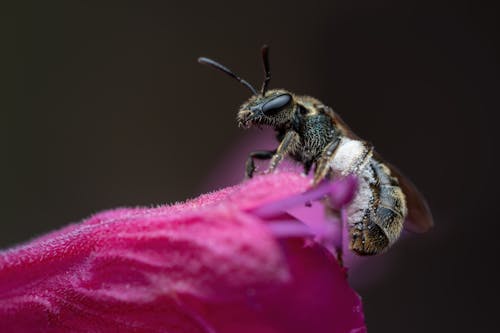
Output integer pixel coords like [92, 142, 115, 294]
[2, 0, 498, 331]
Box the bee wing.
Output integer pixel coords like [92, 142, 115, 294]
[333, 112, 434, 233]
[331, 112, 363, 140]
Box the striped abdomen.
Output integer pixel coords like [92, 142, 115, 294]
[348, 159, 408, 255]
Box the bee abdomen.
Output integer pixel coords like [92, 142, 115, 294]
[374, 185, 406, 243]
[348, 160, 407, 255]
[350, 219, 390, 256]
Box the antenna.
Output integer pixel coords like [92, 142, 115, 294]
[198, 57, 258, 95]
[260, 45, 271, 96]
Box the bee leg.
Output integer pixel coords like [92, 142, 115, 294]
[336, 245, 345, 268]
[313, 138, 341, 185]
[314, 139, 374, 185]
[245, 150, 276, 178]
[303, 160, 313, 175]
[267, 131, 300, 173]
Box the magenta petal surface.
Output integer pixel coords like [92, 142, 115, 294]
[0, 172, 365, 333]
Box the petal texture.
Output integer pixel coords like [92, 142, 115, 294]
[0, 172, 365, 333]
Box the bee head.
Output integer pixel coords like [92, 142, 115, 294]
[199, 45, 295, 129]
[237, 89, 294, 128]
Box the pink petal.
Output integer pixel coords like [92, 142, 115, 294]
[185, 240, 365, 333]
[0, 172, 365, 333]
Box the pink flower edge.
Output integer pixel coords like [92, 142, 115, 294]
[0, 172, 366, 333]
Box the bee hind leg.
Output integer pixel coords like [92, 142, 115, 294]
[350, 220, 390, 256]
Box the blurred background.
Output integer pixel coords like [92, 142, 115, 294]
[2, 0, 497, 332]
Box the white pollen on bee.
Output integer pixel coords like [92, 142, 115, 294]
[346, 167, 375, 227]
[328, 138, 367, 175]
[328, 137, 376, 227]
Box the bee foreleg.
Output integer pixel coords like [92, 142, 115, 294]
[267, 131, 300, 173]
[313, 138, 341, 185]
[245, 150, 276, 178]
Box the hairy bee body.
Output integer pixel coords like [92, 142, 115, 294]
[344, 154, 407, 255]
[198, 46, 432, 256]
[265, 93, 407, 255]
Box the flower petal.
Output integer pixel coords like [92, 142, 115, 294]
[184, 239, 366, 333]
[0, 172, 365, 332]
[0, 210, 287, 331]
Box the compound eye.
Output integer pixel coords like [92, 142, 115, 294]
[262, 94, 292, 115]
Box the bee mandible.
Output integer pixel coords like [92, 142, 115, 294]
[198, 46, 433, 255]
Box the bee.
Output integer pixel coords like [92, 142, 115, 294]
[198, 46, 433, 255]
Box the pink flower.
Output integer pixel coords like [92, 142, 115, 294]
[0, 172, 366, 333]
